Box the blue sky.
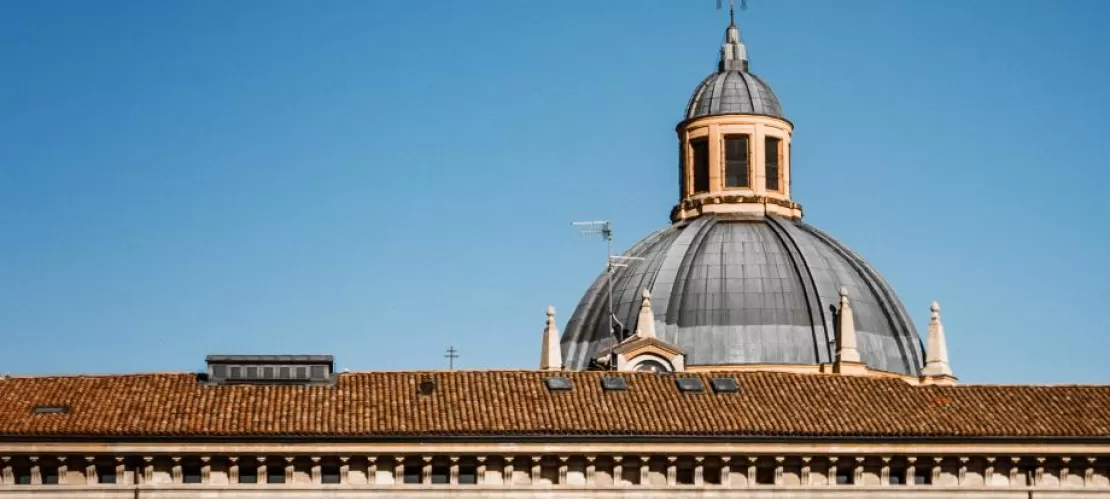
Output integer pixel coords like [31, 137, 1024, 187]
[1, 0, 1107, 383]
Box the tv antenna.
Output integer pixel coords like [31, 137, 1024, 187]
[717, 0, 747, 23]
[444, 345, 459, 370]
[572, 220, 644, 365]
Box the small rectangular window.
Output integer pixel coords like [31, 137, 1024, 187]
[262, 366, 275, 379]
[230, 366, 243, 379]
[212, 365, 228, 379]
[691, 138, 710, 193]
[266, 462, 286, 484]
[458, 460, 477, 485]
[321, 464, 341, 484]
[403, 463, 422, 484]
[246, 366, 259, 379]
[183, 460, 202, 484]
[724, 134, 750, 187]
[431, 463, 450, 484]
[310, 365, 326, 380]
[239, 463, 258, 484]
[765, 136, 781, 191]
[296, 366, 308, 379]
[97, 464, 116, 484]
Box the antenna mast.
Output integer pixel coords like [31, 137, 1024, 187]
[572, 220, 644, 366]
[444, 345, 459, 370]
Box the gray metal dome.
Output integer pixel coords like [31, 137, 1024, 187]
[561, 214, 925, 375]
[685, 70, 784, 120]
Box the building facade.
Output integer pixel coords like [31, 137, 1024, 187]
[1, 9, 1108, 499]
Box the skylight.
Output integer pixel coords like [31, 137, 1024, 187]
[675, 378, 705, 393]
[710, 377, 740, 393]
[544, 377, 573, 391]
[31, 405, 68, 414]
[600, 375, 628, 391]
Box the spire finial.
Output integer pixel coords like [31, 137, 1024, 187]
[540, 305, 563, 371]
[835, 286, 861, 364]
[923, 300, 955, 380]
[717, 0, 749, 72]
[634, 288, 657, 338]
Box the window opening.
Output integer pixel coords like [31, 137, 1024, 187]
[724, 134, 750, 187]
[183, 459, 202, 484]
[239, 460, 258, 484]
[96, 464, 116, 484]
[890, 467, 906, 485]
[322, 463, 341, 484]
[266, 459, 285, 484]
[756, 465, 775, 485]
[691, 139, 710, 193]
[403, 461, 422, 484]
[835, 466, 853, 485]
[765, 136, 781, 191]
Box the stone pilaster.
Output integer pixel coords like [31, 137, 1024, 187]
[366, 456, 376, 485]
[1035, 457, 1046, 486]
[256, 456, 266, 484]
[800, 457, 810, 486]
[666, 456, 677, 486]
[639, 456, 650, 486]
[503, 457, 514, 488]
[585, 456, 596, 485]
[227, 457, 239, 484]
[284, 456, 294, 483]
[775, 456, 785, 486]
[1084, 457, 1096, 487]
[931, 457, 942, 485]
[854, 457, 864, 486]
[0, 456, 10, 485]
[450, 456, 460, 485]
[476, 456, 487, 485]
[557, 456, 568, 485]
[985, 457, 996, 485]
[172, 456, 182, 483]
[746, 456, 757, 485]
[201, 456, 211, 484]
[29, 456, 40, 485]
[57, 456, 68, 485]
[721, 456, 732, 486]
[694, 456, 705, 485]
[422, 456, 432, 485]
[959, 457, 969, 485]
[530, 456, 541, 485]
[1009, 457, 1021, 486]
[828, 457, 839, 486]
[1061, 457, 1071, 485]
[880, 457, 891, 486]
[311, 456, 321, 484]
[84, 456, 95, 485]
[906, 457, 916, 486]
[115, 456, 125, 485]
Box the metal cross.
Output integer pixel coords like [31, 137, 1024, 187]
[444, 345, 459, 370]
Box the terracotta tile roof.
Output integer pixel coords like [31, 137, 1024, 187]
[0, 370, 1107, 439]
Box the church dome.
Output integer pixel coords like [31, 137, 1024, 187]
[685, 70, 784, 120]
[561, 214, 925, 375]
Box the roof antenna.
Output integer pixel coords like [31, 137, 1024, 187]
[444, 345, 459, 370]
[572, 220, 644, 369]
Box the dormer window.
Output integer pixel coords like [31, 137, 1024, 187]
[723, 134, 750, 188]
[765, 136, 782, 191]
[690, 138, 710, 193]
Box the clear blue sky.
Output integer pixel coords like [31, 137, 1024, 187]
[2, 0, 1108, 384]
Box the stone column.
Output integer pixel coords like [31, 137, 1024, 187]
[721, 457, 732, 487]
[800, 457, 810, 486]
[476, 456, 486, 485]
[854, 457, 864, 486]
[640, 456, 650, 486]
[585, 456, 595, 486]
[1034, 457, 1046, 486]
[611, 456, 624, 486]
[0, 456, 10, 485]
[422, 456, 432, 485]
[880, 457, 891, 486]
[172, 456, 183, 483]
[666, 456, 677, 486]
[746, 456, 757, 485]
[503, 457, 514, 488]
[450, 456, 460, 485]
[311, 457, 321, 484]
[201, 456, 211, 484]
[985, 457, 996, 485]
[57, 456, 69, 485]
[1009, 457, 1022, 486]
[227, 457, 239, 484]
[1061, 457, 1071, 485]
[393, 457, 403, 485]
[931, 457, 942, 485]
[557, 456, 568, 485]
[828, 457, 839, 487]
[1084, 457, 1096, 487]
[775, 457, 785, 486]
[29, 456, 40, 485]
[84, 456, 96, 485]
[367, 456, 377, 485]
[959, 457, 969, 485]
[694, 457, 704, 485]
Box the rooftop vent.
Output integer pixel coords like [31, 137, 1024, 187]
[205, 355, 334, 386]
[675, 378, 705, 393]
[710, 377, 740, 393]
[600, 375, 628, 391]
[32, 405, 68, 414]
[418, 379, 436, 395]
[544, 376, 573, 391]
